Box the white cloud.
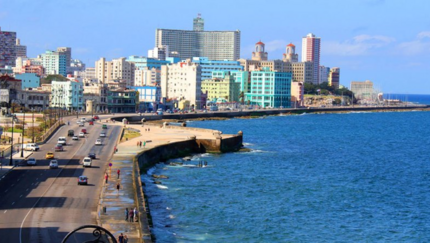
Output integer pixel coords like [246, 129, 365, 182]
[323, 34, 395, 56]
[397, 31, 430, 55]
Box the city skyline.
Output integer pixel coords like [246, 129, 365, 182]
[1, 0, 430, 93]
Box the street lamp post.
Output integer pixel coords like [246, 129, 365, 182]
[32, 108, 35, 143]
[21, 104, 25, 158]
[9, 103, 14, 166]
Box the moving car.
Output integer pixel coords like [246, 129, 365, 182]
[68, 130, 74, 137]
[95, 139, 102, 146]
[57, 137, 66, 145]
[23, 143, 39, 151]
[78, 175, 88, 185]
[78, 122, 84, 127]
[81, 128, 87, 134]
[100, 132, 106, 137]
[45, 151, 54, 159]
[93, 115, 99, 120]
[88, 152, 96, 159]
[89, 121, 94, 125]
[49, 160, 58, 169]
[54, 143, 64, 152]
[80, 117, 86, 123]
[78, 132, 85, 138]
[72, 135, 79, 140]
[82, 157, 92, 167]
[27, 157, 37, 166]
[102, 124, 107, 129]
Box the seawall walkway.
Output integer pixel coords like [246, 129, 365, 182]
[98, 122, 239, 242]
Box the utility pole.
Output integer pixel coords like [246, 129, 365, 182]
[32, 108, 35, 143]
[9, 102, 14, 166]
[21, 104, 25, 158]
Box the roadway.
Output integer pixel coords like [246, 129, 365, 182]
[0, 115, 121, 242]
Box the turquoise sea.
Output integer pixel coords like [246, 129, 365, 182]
[143, 96, 430, 242]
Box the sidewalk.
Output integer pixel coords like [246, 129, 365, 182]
[98, 123, 223, 242]
[0, 150, 33, 180]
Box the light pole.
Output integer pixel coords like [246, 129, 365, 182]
[20, 103, 25, 158]
[31, 108, 35, 143]
[9, 102, 14, 166]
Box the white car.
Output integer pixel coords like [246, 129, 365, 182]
[72, 135, 79, 140]
[100, 132, 106, 137]
[82, 157, 92, 167]
[49, 160, 58, 169]
[57, 137, 66, 145]
[79, 132, 85, 138]
[78, 122, 84, 127]
[95, 139, 102, 145]
[27, 157, 37, 166]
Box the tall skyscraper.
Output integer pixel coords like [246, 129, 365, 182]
[193, 14, 204, 31]
[0, 27, 17, 67]
[15, 39, 27, 58]
[302, 33, 321, 84]
[57, 47, 72, 71]
[41, 50, 67, 76]
[155, 15, 241, 61]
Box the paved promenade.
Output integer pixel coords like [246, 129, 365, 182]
[98, 122, 224, 242]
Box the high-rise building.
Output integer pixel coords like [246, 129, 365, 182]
[15, 39, 27, 58]
[193, 14, 204, 31]
[127, 56, 178, 70]
[0, 27, 17, 67]
[252, 41, 268, 61]
[328, 67, 340, 88]
[302, 33, 321, 84]
[160, 61, 202, 108]
[134, 67, 160, 86]
[95, 57, 135, 86]
[283, 43, 298, 62]
[155, 15, 241, 61]
[41, 50, 67, 76]
[319, 66, 330, 84]
[148, 45, 169, 60]
[57, 47, 72, 70]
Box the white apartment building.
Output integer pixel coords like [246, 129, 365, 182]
[134, 67, 160, 86]
[95, 57, 135, 86]
[51, 80, 83, 111]
[319, 66, 330, 84]
[160, 61, 202, 108]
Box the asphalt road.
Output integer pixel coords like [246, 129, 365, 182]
[0, 115, 121, 243]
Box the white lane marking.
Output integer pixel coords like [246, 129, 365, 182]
[11, 202, 15, 205]
[26, 189, 28, 191]
[19, 195, 23, 198]
[4, 210, 7, 214]
[31, 183, 34, 186]
[11, 184, 14, 187]
[5, 189, 8, 193]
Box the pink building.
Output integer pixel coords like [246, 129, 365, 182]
[301, 33, 321, 84]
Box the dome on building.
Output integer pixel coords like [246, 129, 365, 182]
[287, 43, 295, 47]
[256, 41, 264, 45]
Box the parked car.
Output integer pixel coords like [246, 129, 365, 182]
[79, 132, 85, 138]
[95, 139, 102, 146]
[49, 160, 58, 169]
[45, 151, 54, 159]
[27, 157, 37, 166]
[72, 135, 79, 140]
[88, 152, 96, 159]
[82, 157, 92, 167]
[23, 143, 39, 151]
[78, 175, 88, 185]
[54, 144, 64, 152]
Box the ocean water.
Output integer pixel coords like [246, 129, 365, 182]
[384, 93, 430, 105]
[143, 110, 430, 242]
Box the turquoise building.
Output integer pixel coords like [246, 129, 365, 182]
[127, 56, 179, 70]
[192, 57, 243, 80]
[246, 68, 291, 108]
[16, 73, 40, 90]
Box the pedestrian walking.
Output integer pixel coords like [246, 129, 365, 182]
[118, 233, 124, 243]
[129, 209, 134, 222]
[133, 207, 138, 222]
[143, 141, 146, 148]
[117, 169, 121, 179]
[125, 208, 129, 221]
[116, 182, 120, 193]
[105, 173, 108, 184]
[139, 141, 142, 148]
[124, 235, 128, 243]
[136, 141, 139, 147]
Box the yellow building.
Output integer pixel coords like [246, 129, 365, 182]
[201, 72, 240, 102]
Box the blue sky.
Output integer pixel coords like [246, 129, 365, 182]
[1, 0, 430, 94]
